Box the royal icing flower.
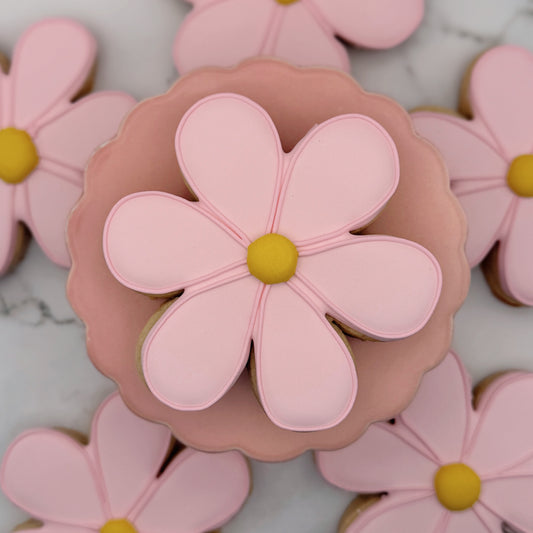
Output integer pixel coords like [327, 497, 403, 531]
[173, 0, 424, 74]
[412, 46, 533, 306]
[0, 18, 135, 274]
[103, 93, 442, 432]
[317, 351, 533, 533]
[0, 393, 251, 533]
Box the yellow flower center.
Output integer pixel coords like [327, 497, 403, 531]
[0, 128, 39, 184]
[276, 0, 300, 4]
[507, 154, 533, 197]
[100, 519, 138, 533]
[434, 463, 481, 511]
[247, 233, 298, 284]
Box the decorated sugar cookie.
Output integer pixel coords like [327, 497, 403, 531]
[102, 93, 442, 432]
[67, 59, 468, 460]
[0, 18, 135, 274]
[412, 45, 533, 306]
[317, 352, 533, 533]
[174, 0, 424, 74]
[0, 393, 250, 533]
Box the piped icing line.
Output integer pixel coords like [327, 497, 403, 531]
[316, 351, 533, 533]
[103, 93, 443, 432]
[412, 45, 533, 305]
[0, 393, 251, 533]
[173, 0, 424, 74]
[0, 18, 135, 273]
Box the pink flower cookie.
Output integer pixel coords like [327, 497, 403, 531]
[103, 94, 442, 432]
[412, 46, 533, 306]
[67, 59, 469, 460]
[174, 0, 424, 74]
[0, 18, 135, 274]
[0, 393, 251, 533]
[317, 352, 533, 533]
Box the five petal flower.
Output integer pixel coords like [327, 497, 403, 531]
[103, 94, 442, 432]
[0, 393, 250, 533]
[174, 0, 424, 74]
[317, 352, 533, 533]
[413, 45, 533, 305]
[0, 19, 135, 273]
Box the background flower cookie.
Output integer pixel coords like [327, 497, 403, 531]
[0, 393, 251, 533]
[317, 351, 533, 533]
[412, 46, 533, 306]
[173, 0, 425, 74]
[67, 59, 469, 460]
[0, 18, 135, 275]
[102, 93, 442, 432]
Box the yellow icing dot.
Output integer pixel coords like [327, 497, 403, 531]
[100, 519, 138, 533]
[507, 154, 533, 197]
[434, 463, 481, 511]
[276, 0, 300, 4]
[0, 128, 39, 184]
[247, 233, 298, 284]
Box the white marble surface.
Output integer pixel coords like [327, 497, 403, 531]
[0, 1, 533, 531]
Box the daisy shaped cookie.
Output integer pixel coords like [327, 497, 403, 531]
[0, 18, 135, 274]
[0, 393, 251, 533]
[103, 94, 442, 432]
[413, 46, 533, 306]
[317, 352, 533, 533]
[174, 0, 424, 74]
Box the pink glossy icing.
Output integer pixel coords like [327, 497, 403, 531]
[174, 0, 424, 74]
[103, 94, 442, 432]
[67, 59, 469, 460]
[0, 393, 250, 532]
[412, 45, 533, 306]
[0, 18, 135, 273]
[317, 351, 533, 533]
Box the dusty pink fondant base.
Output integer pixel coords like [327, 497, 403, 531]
[67, 59, 469, 461]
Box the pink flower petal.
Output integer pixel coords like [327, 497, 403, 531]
[176, 94, 282, 241]
[444, 508, 496, 532]
[470, 46, 533, 159]
[411, 112, 508, 180]
[142, 275, 261, 411]
[466, 374, 533, 475]
[134, 449, 249, 532]
[316, 423, 438, 493]
[10, 19, 96, 129]
[34, 92, 135, 170]
[174, 0, 275, 74]
[104, 192, 246, 295]
[90, 393, 172, 518]
[269, 3, 349, 71]
[480, 477, 533, 532]
[0, 430, 105, 527]
[0, 182, 18, 275]
[400, 352, 471, 464]
[312, 0, 424, 49]
[343, 493, 445, 533]
[254, 283, 357, 431]
[23, 168, 83, 267]
[499, 199, 533, 305]
[276, 115, 399, 244]
[298, 236, 441, 340]
[457, 185, 515, 267]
